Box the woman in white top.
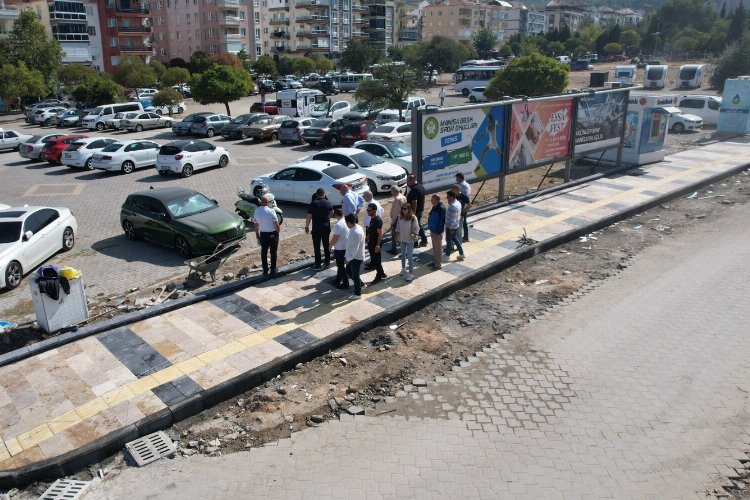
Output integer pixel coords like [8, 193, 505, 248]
[395, 203, 420, 282]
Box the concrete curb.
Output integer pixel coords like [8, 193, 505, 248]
[0, 161, 747, 488]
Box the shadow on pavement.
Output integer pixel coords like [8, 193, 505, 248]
[91, 234, 186, 267]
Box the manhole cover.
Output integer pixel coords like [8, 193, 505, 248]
[38, 479, 91, 500]
[125, 431, 178, 467]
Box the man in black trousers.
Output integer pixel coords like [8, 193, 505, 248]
[305, 188, 333, 270]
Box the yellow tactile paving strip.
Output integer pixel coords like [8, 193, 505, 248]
[0, 142, 747, 473]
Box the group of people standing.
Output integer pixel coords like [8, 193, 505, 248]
[256, 172, 472, 299]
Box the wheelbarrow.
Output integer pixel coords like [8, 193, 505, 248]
[184, 242, 241, 283]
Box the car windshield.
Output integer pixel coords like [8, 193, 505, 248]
[681, 67, 697, 79]
[313, 103, 329, 112]
[181, 113, 197, 122]
[373, 125, 396, 133]
[113, 113, 124, 119]
[350, 151, 382, 167]
[383, 142, 411, 157]
[232, 114, 252, 123]
[26, 135, 44, 143]
[90, 106, 104, 115]
[166, 193, 216, 218]
[311, 119, 333, 127]
[323, 164, 359, 179]
[101, 142, 124, 152]
[0, 222, 21, 243]
[125, 112, 139, 119]
[350, 103, 370, 112]
[256, 117, 273, 125]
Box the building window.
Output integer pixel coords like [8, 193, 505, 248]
[160, 48, 166, 55]
[196, 29, 200, 36]
[109, 38, 118, 46]
[241, 28, 247, 36]
[256, 46, 261, 56]
[255, 28, 260, 37]
[207, 28, 215, 37]
[87, 26, 96, 35]
[239, 11, 245, 19]
[254, 12, 259, 22]
[176, 31, 181, 39]
[159, 32, 164, 40]
[107, 18, 116, 27]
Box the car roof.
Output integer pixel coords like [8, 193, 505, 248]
[49, 134, 88, 142]
[0, 206, 54, 221]
[315, 148, 361, 156]
[110, 139, 158, 146]
[291, 160, 353, 172]
[162, 140, 207, 147]
[130, 187, 200, 201]
[377, 122, 405, 127]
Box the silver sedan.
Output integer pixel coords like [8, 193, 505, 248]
[121, 112, 174, 132]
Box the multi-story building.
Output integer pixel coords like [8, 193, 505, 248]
[364, 0, 396, 50]
[4, 0, 51, 31]
[151, 0, 249, 63]
[395, 0, 420, 47]
[543, 0, 587, 32]
[48, 0, 103, 68]
[519, 5, 544, 35]
[421, 0, 514, 47]
[97, 0, 153, 73]
[0, 0, 21, 31]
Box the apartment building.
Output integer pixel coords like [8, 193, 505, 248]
[421, 0, 514, 46]
[543, 0, 587, 31]
[49, 0, 104, 68]
[395, 0, 419, 47]
[4, 0, 51, 31]
[0, 0, 21, 31]
[95, 0, 153, 73]
[519, 5, 544, 35]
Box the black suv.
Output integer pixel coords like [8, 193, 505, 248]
[313, 79, 340, 96]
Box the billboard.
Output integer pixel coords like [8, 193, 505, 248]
[574, 90, 628, 153]
[717, 78, 750, 133]
[508, 98, 574, 172]
[418, 105, 506, 191]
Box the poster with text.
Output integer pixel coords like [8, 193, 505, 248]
[419, 104, 506, 192]
[574, 90, 628, 153]
[508, 98, 574, 172]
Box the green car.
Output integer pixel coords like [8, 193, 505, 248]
[120, 187, 245, 258]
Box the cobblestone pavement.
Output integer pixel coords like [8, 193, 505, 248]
[85, 198, 750, 500]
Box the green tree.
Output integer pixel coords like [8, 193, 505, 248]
[354, 62, 416, 121]
[276, 56, 296, 76]
[0, 62, 47, 109]
[485, 53, 568, 99]
[0, 11, 63, 93]
[191, 64, 253, 115]
[341, 39, 383, 72]
[728, 5, 746, 42]
[149, 60, 167, 81]
[386, 46, 404, 61]
[212, 53, 244, 69]
[712, 34, 750, 90]
[152, 88, 183, 115]
[603, 42, 623, 55]
[473, 28, 498, 58]
[161, 67, 191, 87]
[113, 56, 157, 88]
[58, 64, 98, 93]
[293, 56, 316, 75]
[620, 29, 641, 49]
[315, 56, 334, 74]
[572, 45, 588, 58]
[71, 76, 124, 106]
[169, 57, 188, 68]
[189, 51, 212, 74]
[499, 44, 513, 58]
[549, 41, 565, 55]
[423, 36, 472, 74]
[253, 55, 277, 77]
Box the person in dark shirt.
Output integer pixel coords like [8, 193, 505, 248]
[365, 203, 387, 285]
[406, 175, 428, 247]
[305, 187, 333, 269]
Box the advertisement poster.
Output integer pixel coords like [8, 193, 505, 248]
[622, 111, 640, 150]
[717, 78, 750, 133]
[419, 104, 506, 191]
[508, 98, 573, 172]
[574, 90, 628, 153]
[638, 109, 668, 154]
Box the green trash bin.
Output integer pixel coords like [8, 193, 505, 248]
[589, 72, 609, 87]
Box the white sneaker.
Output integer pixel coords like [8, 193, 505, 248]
[399, 267, 406, 276]
[406, 273, 414, 282]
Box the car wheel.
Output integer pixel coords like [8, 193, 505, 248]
[469, 96, 477, 102]
[182, 164, 194, 177]
[121, 160, 135, 174]
[44, 118, 51, 126]
[671, 122, 685, 133]
[367, 179, 378, 194]
[462, 88, 470, 97]
[277, 212, 284, 225]
[84, 157, 93, 170]
[164, 121, 172, 128]
[62, 226, 75, 251]
[219, 155, 229, 167]
[328, 135, 338, 147]
[206, 128, 215, 137]
[178, 107, 184, 114]
[271, 132, 278, 141]
[135, 124, 144, 132]
[4, 261, 22, 290]
[175, 235, 191, 258]
[96, 122, 105, 131]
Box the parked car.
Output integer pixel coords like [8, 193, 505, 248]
[353, 140, 412, 173]
[299, 148, 407, 194]
[467, 86, 489, 103]
[146, 102, 186, 115]
[34, 107, 67, 126]
[302, 118, 350, 147]
[256, 79, 276, 93]
[0, 205, 77, 290]
[172, 85, 191, 98]
[278, 118, 315, 144]
[339, 121, 377, 146]
[121, 112, 174, 132]
[220, 113, 269, 140]
[50, 109, 87, 127]
[313, 79, 340, 96]
[669, 112, 703, 133]
[172, 112, 212, 136]
[0, 130, 33, 151]
[570, 60, 594, 71]
[18, 134, 64, 160]
[190, 114, 232, 137]
[678, 95, 722, 125]
[367, 122, 412, 144]
[106, 112, 139, 131]
[375, 97, 427, 124]
[40, 134, 89, 164]
[250, 102, 279, 115]
[310, 101, 352, 119]
[243, 115, 290, 142]
[91, 140, 161, 174]
[156, 140, 230, 177]
[250, 161, 368, 205]
[127, 88, 157, 99]
[343, 102, 382, 121]
[61, 137, 117, 169]
[120, 187, 245, 258]
[25, 103, 65, 123]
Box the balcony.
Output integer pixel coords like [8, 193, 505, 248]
[268, 3, 289, 10]
[271, 45, 289, 52]
[271, 30, 290, 38]
[295, 13, 329, 21]
[116, 7, 150, 16]
[351, 3, 366, 11]
[352, 17, 366, 24]
[217, 0, 240, 6]
[118, 25, 152, 34]
[351, 30, 368, 38]
[220, 32, 242, 42]
[297, 29, 328, 37]
[296, 0, 329, 7]
[119, 45, 154, 54]
[398, 30, 418, 41]
[269, 17, 290, 24]
[297, 43, 329, 51]
[49, 12, 87, 22]
[220, 15, 241, 25]
[0, 5, 20, 21]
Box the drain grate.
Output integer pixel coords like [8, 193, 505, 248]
[38, 479, 91, 500]
[125, 431, 178, 467]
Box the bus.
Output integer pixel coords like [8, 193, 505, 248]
[454, 65, 504, 96]
[336, 73, 374, 92]
[461, 59, 504, 67]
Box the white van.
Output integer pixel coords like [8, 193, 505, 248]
[336, 73, 373, 92]
[644, 65, 668, 89]
[276, 89, 327, 117]
[82, 102, 144, 131]
[376, 97, 427, 124]
[614, 65, 637, 86]
[676, 64, 707, 89]
[555, 56, 571, 65]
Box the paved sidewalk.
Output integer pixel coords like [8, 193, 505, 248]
[88, 200, 750, 500]
[0, 140, 748, 486]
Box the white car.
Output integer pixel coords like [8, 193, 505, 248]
[156, 140, 230, 177]
[353, 140, 413, 173]
[18, 133, 65, 160]
[678, 95, 722, 125]
[250, 161, 368, 205]
[468, 86, 488, 103]
[0, 130, 33, 151]
[61, 137, 117, 170]
[34, 107, 67, 126]
[92, 140, 161, 174]
[146, 102, 186, 115]
[367, 122, 412, 144]
[106, 112, 139, 131]
[668, 112, 703, 133]
[128, 88, 157, 99]
[310, 101, 352, 119]
[299, 147, 407, 194]
[0, 205, 77, 290]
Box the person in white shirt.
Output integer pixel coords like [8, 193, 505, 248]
[329, 208, 349, 289]
[253, 194, 280, 277]
[344, 213, 366, 297]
